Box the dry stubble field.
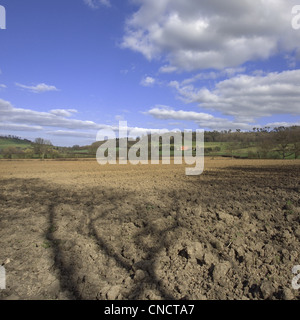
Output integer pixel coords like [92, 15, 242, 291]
[0, 158, 300, 300]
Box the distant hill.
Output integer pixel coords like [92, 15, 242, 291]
[0, 135, 32, 150]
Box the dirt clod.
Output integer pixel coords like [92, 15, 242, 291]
[213, 262, 231, 284]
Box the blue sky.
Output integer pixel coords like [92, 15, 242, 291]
[1, 0, 300, 146]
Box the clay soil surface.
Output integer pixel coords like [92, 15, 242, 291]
[0, 158, 300, 300]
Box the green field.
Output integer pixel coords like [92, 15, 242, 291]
[201, 142, 295, 159]
[0, 134, 299, 160]
[0, 137, 32, 149]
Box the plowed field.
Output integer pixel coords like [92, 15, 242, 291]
[0, 158, 299, 300]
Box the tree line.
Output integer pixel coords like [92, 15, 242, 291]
[0, 126, 299, 159]
[203, 126, 300, 159]
[0, 138, 57, 159]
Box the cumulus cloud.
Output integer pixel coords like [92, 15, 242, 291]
[122, 0, 300, 72]
[48, 130, 97, 138]
[15, 82, 59, 93]
[265, 120, 300, 127]
[147, 106, 214, 121]
[0, 99, 166, 141]
[170, 69, 300, 123]
[140, 76, 156, 87]
[0, 99, 105, 130]
[83, 0, 110, 9]
[0, 124, 43, 132]
[146, 106, 257, 131]
[178, 67, 246, 86]
[147, 106, 300, 131]
[50, 109, 78, 117]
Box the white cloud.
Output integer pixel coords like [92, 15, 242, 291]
[146, 106, 257, 131]
[48, 130, 97, 138]
[0, 123, 43, 132]
[15, 82, 59, 93]
[159, 65, 178, 73]
[265, 121, 300, 128]
[147, 106, 214, 121]
[122, 0, 300, 72]
[140, 76, 156, 87]
[50, 109, 78, 117]
[83, 0, 110, 9]
[179, 67, 246, 86]
[0, 84, 7, 89]
[171, 69, 300, 123]
[0, 99, 105, 130]
[0, 99, 168, 141]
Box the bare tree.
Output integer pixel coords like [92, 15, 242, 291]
[225, 142, 241, 159]
[272, 127, 294, 159]
[33, 138, 53, 160]
[256, 132, 274, 159]
[2, 146, 18, 159]
[289, 126, 300, 159]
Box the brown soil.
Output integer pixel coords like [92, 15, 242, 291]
[0, 158, 299, 300]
